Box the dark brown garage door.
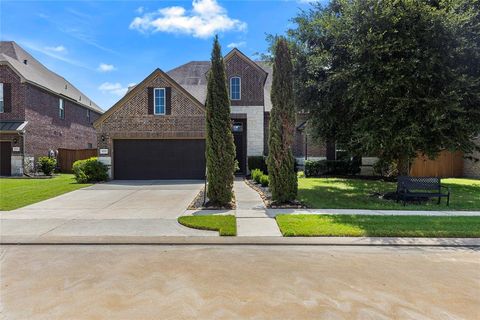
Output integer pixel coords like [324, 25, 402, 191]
[113, 139, 205, 180]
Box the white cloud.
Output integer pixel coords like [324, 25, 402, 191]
[227, 41, 246, 49]
[135, 6, 144, 14]
[45, 45, 66, 53]
[97, 63, 117, 72]
[98, 82, 128, 96]
[129, 0, 247, 38]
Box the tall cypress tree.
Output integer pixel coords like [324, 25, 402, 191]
[267, 37, 298, 203]
[205, 36, 236, 205]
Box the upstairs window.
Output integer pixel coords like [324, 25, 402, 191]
[230, 77, 241, 100]
[59, 98, 65, 119]
[0, 83, 3, 113]
[154, 88, 165, 115]
[87, 109, 91, 122]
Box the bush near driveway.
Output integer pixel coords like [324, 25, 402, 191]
[0, 174, 91, 211]
[178, 215, 236, 236]
[72, 157, 108, 183]
[298, 178, 480, 211]
[276, 214, 480, 237]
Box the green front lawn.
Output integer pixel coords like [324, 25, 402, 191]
[298, 178, 480, 210]
[0, 174, 91, 211]
[276, 214, 480, 237]
[178, 215, 236, 236]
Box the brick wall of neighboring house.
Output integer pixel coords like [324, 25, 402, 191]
[24, 84, 101, 159]
[0, 65, 26, 121]
[225, 53, 267, 107]
[464, 137, 480, 178]
[96, 71, 205, 154]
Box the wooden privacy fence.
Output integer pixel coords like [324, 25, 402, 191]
[57, 148, 97, 173]
[410, 150, 464, 178]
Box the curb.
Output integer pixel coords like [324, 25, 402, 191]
[1, 236, 479, 247]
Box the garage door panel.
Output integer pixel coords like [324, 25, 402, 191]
[114, 139, 205, 180]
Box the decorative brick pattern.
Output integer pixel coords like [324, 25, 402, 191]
[96, 72, 206, 153]
[225, 53, 267, 107]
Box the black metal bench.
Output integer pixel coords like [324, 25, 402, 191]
[396, 176, 450, 206]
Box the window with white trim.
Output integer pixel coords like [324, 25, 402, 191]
[230, 77, 241, 100]
[59, 98, 65, 119]
[154, 88, 165, 115]
[0, 83, 3, 113]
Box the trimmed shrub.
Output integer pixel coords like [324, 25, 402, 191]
[251, 169, 264, 184]
[260, 174, 269, 187]
[304, 159, 361, 177]
[248, 156, 268, 174]
[37, 156, 56, 176]
[297, 171, 306, 179]
[72, 157, 108, 183]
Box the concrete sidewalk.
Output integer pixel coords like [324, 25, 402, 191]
[233, 179, 282, 237]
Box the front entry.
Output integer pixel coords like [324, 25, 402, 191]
[232, 120, 247, 175]
[0, 141, 12, 176]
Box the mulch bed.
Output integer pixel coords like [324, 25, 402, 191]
[244, 179, 307, 209]
[188, 187, 236, 210]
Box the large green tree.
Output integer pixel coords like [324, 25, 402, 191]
[267, 37, 298, 203]
[205, 36, 236, 205]
[288, 0, 480, 175]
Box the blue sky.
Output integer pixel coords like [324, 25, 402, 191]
[1, 0, 323, 110]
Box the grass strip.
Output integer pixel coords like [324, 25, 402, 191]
[276, 214, 480, 237]
[178, 215, 236, 236]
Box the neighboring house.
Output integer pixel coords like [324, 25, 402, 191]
[94, 48, 329, 180]
[0, 41, 103, 176]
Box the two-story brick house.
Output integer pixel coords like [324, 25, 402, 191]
[0, 41, 103, 176]
[94, 48, 328, 179]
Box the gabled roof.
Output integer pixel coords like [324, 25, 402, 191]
[166, 49, 273, 109]
[0, 41, 103, 113]
[94, 68, 205, 128]
[224, 48, 268, 78]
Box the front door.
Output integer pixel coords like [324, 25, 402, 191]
[0, 141, 12, 176]
[232, 120, 247, 175]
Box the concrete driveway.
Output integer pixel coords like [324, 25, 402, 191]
[0, 180, 216, 240]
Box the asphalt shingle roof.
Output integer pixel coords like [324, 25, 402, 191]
[0, 41, 103, 113]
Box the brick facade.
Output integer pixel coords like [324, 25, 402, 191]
[95, 70, 205, 154]
[225, 52, 267, 107]
[24, 84, 100, 158]
[0, 64, 101, 175]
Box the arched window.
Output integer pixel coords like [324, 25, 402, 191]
[230, 77, 241, 100]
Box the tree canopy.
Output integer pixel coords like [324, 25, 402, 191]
[288, 0, 480, 174]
